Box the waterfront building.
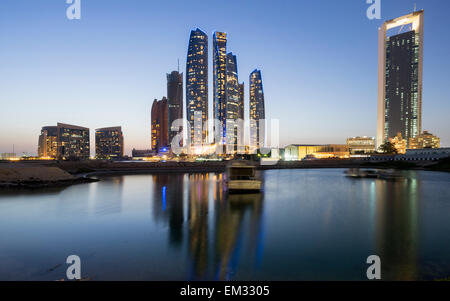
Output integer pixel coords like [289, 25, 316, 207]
[95, 126, 124, 160]
[389, 132, 407, 154]
[167, 71, 183, 147]
[225, 53, 240, 151]
[409, 131, 440, 149]
[151, 97, 169, 152]
[370, 148, 450, 162]
[347, 137, 376, 156]
[186, 28, 208, 146]
[213, 31, 228, 144]
[377, 10, 424, 149]
[56, 123, 90, 160]
[284, 144, 349, 161]
[237, 82, 245, 150]
[0, 153, 17, 160]
[38, 126, 58, 158]
[131, 149, 155, 158]
[249, 69, 265, 152]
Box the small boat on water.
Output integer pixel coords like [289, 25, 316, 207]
[345, 169, 378, 179]
[226, 162, 262, 193]
[345, 168, 405, 180]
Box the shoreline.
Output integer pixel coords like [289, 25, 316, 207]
[1, 159, 449, 189]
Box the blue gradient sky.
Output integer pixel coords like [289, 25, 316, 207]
[0, 0, 449, 156]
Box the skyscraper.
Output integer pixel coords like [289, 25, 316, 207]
[167, 70, 183, 147]
[225, 52, 240, 150]
[186, 28, 208, 146]
[95, 126, 124, 159]
[213, 32, 227, 144]
[249, 69, 265, 152]
[151, 97, 168, 152]
[377, 10, 424, 149]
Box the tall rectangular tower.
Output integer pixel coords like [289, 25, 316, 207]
[226, 53, 240, 151]
[213, 32, 227, 144]
[167, 71, 183, 147]
[151, 97, 168, 152]
[249, 69, 265, 152]
[377, 10, 424, 149]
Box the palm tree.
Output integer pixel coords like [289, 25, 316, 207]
[378, 142, 398, 154]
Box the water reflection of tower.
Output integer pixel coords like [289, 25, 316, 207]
[187, 173, 212, 279]
[214, 193, 264, 280]
[186, 173, 265, 280]
[93, 176, 124, 215]
[375, 174, 420, 280]
[152, 174, 184, 247]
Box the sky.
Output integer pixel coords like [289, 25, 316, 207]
[0, 0, 449, 156]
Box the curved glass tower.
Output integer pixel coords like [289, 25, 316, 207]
[186, 28, 208, 146]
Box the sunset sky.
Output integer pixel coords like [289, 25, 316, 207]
[0, 0, 449, 156]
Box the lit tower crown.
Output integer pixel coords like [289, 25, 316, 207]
[377, 10, 424, 149]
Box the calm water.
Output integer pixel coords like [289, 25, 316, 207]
[0, 169, 449, 281]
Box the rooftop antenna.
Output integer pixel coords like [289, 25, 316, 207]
[177, 59, 180, 73]
[414, 3, 417, 12]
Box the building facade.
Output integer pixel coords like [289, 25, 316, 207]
[213, 32, 228, 144]
[377, 11, 424, 149]
[167, 71, 183, 148]
[151, 97, 168, 152]
[38, 126, 58, 158]
[57, 123, 90, 160]
[347, 137, 376, 156]
[249, 69, 265, 152]
[225, 52, 240, 151]
[186, 28, 208, 146]
[238, 83, 244, 120]
[95, 126, 124, 159]
[409, 131, 440, 149]
[284, 144, 349, 161]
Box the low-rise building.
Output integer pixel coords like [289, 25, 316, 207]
[389, 132, 407, 154]
[370, 148, 450, 162]
[409, 131, 440, 149]
[95, 126, 124, 160]
[0, 153, 17, 160]
[57, 123, 90, 160]
[38, 126, 58, 158]
[284, 144, 349, 161]
[38, 123, 90, 160]
[347, 137, 375, 157]
[132, 149, 155, 158]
